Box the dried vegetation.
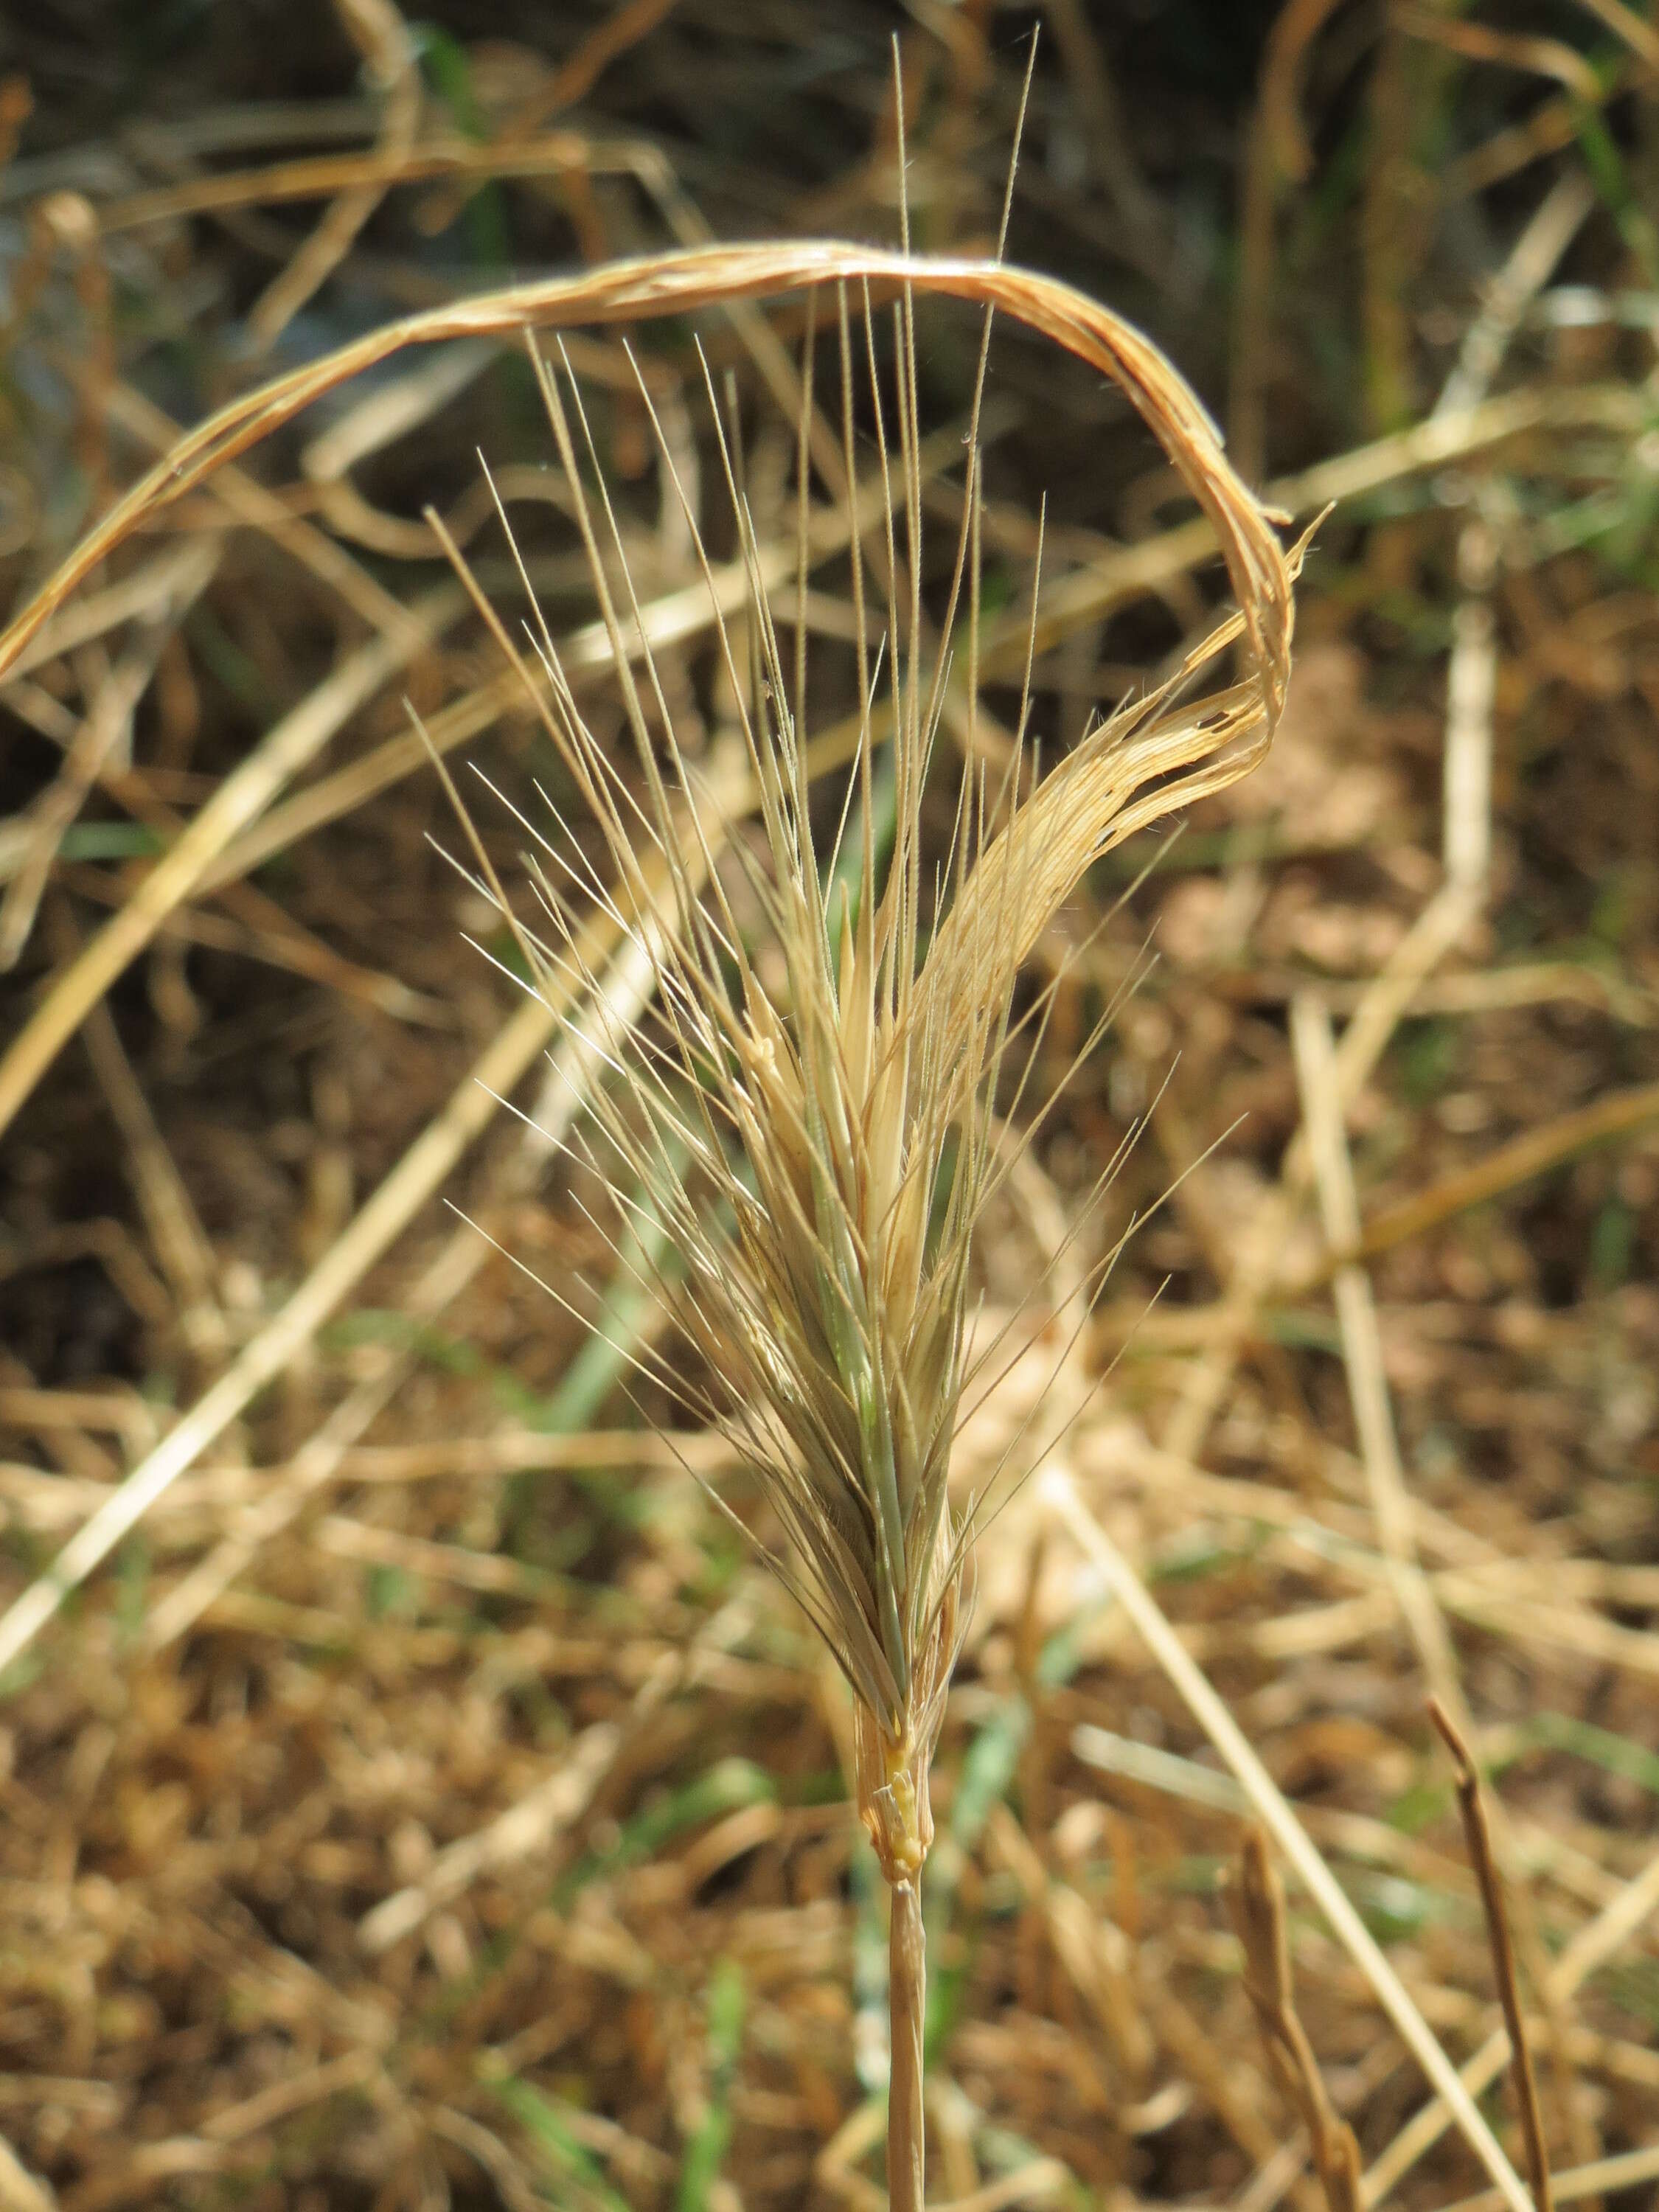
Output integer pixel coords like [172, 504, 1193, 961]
[0, 7, 1658, 2212]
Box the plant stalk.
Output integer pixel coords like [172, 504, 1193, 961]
[887, 1873, 926, 2212]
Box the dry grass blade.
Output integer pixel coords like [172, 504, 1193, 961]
[1046, 1472, 1534, 2212]
[1227, 1829, 1363, 2212]
[244, 0, 419, 349]
[0, 588, 462, 1144]
[1366, 1848, 1659, 2201]
[0, 985, 554, 1681]
[1343, 1077, 1659, 1268]
[0, 242, 1293, 714]
[0, 2135, 54, 2212]
[1442, 2146, 1659, 2212]
[0, 681, 770, 1683]
[1291, 990, 1464, 1711]
[1429, 1699, 1556, 2212]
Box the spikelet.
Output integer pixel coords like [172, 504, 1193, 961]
[426, 269, 1293, 1893]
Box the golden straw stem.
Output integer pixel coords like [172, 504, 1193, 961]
[888, 1875, 927, 2212]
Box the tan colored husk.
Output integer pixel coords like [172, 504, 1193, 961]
[853, 1565, 962, 1885]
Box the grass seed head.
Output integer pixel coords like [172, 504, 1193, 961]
[432, 271, 1294, 1885]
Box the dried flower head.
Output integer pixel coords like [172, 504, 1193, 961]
[426, 265, 1292, 1898]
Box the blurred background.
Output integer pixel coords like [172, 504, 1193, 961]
[1, 4, 1658, 2209]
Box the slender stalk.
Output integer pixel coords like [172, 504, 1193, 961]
[1428, 1699, 1554, 2212]
[887, 1874, 927, 2212]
